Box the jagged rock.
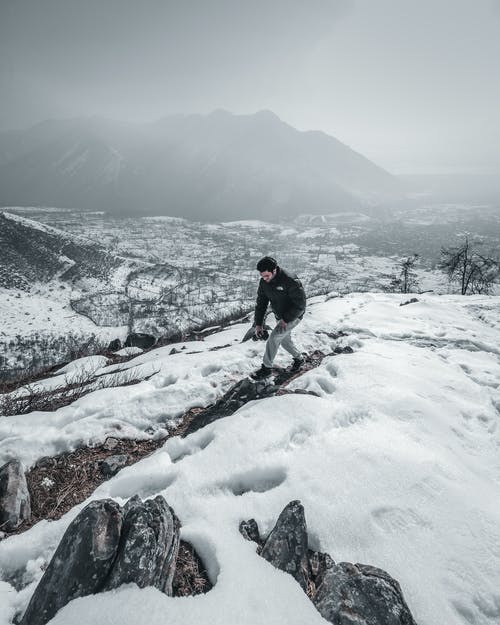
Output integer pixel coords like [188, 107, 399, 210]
[20, 496, 181, 625]
[35, 456, 55, 469]
[307, 550, 335, 592]
[124, 332, 157, 349]
[100, 454, 128, 476]
[102, 437, 119, 451]
[260, 500, 310, 591]
[239, 518, 261, 544]
[108, 338, 122, 351]
[103, 495, 180, 595]
[334, 345, 354, 354]
[184, 351, 330, 436]
[20, 499, 122, 625]
[246, 501, 418, 625]
[400, 298, 419, 307]
[0, 459, 31, 531]
[183, 377, 276, 436]
[313, 561, 418, 625]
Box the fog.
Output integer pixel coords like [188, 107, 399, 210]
[1, 0, 499, 174]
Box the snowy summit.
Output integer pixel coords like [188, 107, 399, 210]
[0, 292, 499, 625]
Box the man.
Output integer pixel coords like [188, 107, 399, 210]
[251, 256, 306, 380]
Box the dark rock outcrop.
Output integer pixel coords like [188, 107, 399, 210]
[260, 500, 310, 591]
[20, 496, 180, 625]
[400, 298, 419, 307]
[314, 561, 418, 625]
[20, 499, 122, 625]
[240, 501, 418, 625]
[183, 351, 328, 436]
[107, 338, 122, 351]
[0, 459, 31, 531]
[100, 454, 128, 477]
[103, 495, 180, 595]
[124, 333, 157, 349]
[239, 518, 262, 544]
[183, 377, 277, 436]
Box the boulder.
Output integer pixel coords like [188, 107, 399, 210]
[313, 561, 418, 625]
[260, 500, 310, 591]
[242, 501, 418, 625]
[183, 377, 276, 436]
[0, 459, 31, 531]
[20, 499, 122, 625]
[239, 518, 261, 544]
[103, 495, 180, 595]
[107, 338, 122, 351]
[20, 496, 181, 625]
[100, 454, 128, 477]
[124, 333, 157, 349]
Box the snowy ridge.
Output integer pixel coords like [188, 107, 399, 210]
[1, 211, 92, 245]
[0, 292, 499, 625]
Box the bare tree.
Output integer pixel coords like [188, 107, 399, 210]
[389, 254, 420, 293]
[439, 236, 499, 295]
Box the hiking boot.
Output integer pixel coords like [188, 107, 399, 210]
[291, 356, 305, 371]
[251, 365, 272, 380]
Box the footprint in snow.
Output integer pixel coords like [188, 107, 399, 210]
[371, 506, 432, 532]
[213, 466, 287, 496]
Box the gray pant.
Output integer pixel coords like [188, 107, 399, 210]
[263, 318, 302, 367]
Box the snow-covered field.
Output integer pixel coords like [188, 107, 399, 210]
[1, 292, 499, 625]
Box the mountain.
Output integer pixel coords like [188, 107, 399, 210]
[0, 211, 136, 290]
[0, 111, 403, 220]
[0, 292, 499, 624]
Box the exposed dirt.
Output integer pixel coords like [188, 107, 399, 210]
[173, 540, 213, 596]
[8, 408, 204, 535]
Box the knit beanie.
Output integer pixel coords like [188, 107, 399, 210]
[256, 256, 278, 272]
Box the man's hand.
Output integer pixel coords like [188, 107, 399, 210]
[278, 319, 287, 332]
[255, 325, 263, 337]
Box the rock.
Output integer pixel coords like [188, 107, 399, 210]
[107, 338, 122, 351]
[20, 499, 122, 625]
[102, 437, 119, 451]
[248, 501, 418, 625]
[124, 332, 157, 349]
[313, 561, 418, 625]
[260, 500, 310, 591]
[35, 456, 55, 469]
[20, 496, 181, 625]
[334, 345, 354, 354]
[100, 454, 128, 476]
[103, 495, 180, 595]
[169, 347, 179, 355]
[239, 518, 261, 544]
[400, 298, 419, 307]
[183, 377, 276, 436]
[0, 459, 31, 531]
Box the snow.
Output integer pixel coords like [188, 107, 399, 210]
[0, 293, 499, 625]
[53, 355, 110, 376]
[114, 346, 143, 356]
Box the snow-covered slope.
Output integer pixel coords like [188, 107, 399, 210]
[0, 292, 499, 625]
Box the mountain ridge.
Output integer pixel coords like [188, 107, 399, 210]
[0, 110, 403, 220]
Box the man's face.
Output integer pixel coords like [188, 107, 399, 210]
[260, 269, 276, 283]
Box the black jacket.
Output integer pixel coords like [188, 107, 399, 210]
[254, 267, 306, 325]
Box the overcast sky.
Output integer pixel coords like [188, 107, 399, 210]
[1, 0, 499, 174]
